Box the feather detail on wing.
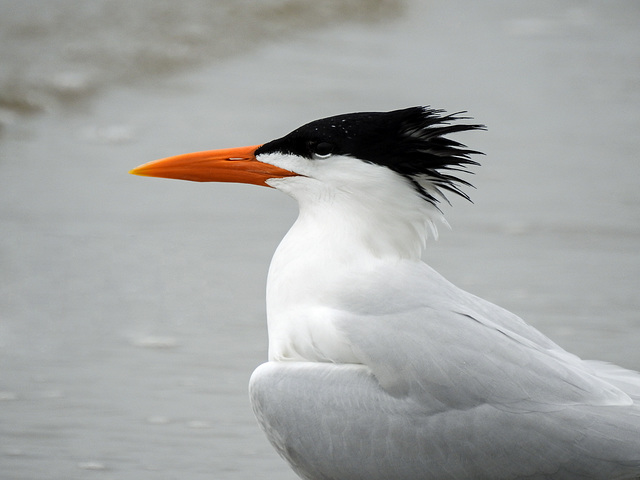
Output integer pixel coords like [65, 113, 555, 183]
[331, 261, 633, 411]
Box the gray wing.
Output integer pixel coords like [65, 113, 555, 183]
[339, 305, 633, 411]
[250, 362, 640, 480]
[333, 261, 638, 410]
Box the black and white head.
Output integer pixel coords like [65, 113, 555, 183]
[255, 106, 484, 208]
[130, 106, 484, 252]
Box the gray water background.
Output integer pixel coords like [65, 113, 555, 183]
[1, 1, 639, 479]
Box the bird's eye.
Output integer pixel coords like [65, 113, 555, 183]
[311, 142, 334, 159]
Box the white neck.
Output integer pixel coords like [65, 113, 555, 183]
[262, 156, 444, 362]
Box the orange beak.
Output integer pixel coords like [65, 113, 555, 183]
[129, 145, 297, 187]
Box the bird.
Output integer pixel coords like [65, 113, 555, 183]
[130, 106, 640, 480]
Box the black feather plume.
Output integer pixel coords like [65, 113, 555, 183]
[256, 106, 485, 206]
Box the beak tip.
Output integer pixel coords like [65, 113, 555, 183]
[129, 163, 158, 178]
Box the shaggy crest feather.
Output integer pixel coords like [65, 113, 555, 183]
[256, 106, 485, 208]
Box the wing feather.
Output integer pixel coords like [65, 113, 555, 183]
[332, 261, 632, 409]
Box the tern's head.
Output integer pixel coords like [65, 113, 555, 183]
[130, 106, 484, 211]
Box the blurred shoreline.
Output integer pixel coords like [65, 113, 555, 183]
[0, 0, 404, 122]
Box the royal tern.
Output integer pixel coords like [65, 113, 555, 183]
[131, 107, 640, 480]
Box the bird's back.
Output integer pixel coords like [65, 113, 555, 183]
[251, 260, 640, 480]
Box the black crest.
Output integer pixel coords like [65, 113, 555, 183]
[256, 106, 485, 205]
